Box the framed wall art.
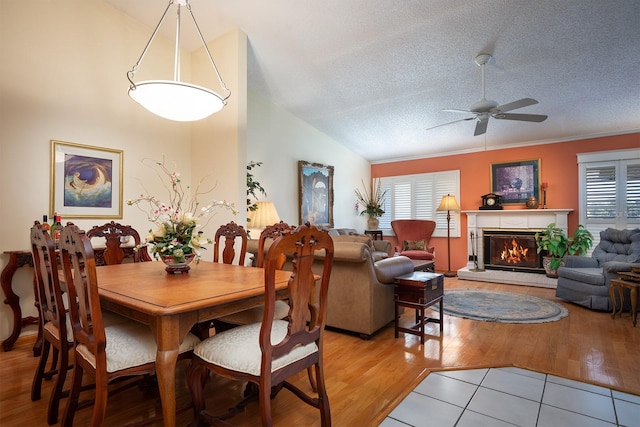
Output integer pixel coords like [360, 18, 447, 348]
[50, 140, 123, 219]
[490, 159, 540, 205]
[298, 160, 334, 227]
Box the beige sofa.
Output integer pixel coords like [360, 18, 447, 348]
[247, 232, 414, 339]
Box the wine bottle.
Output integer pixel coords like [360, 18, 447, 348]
[41, 215, 50, 231]
[53, 215, 62, 241]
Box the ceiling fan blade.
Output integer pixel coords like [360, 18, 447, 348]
[443, 108, 474, 114]
[425, 117, 475, 132]
[474, 118, 489, 136]
[495, 113, 548, 122]
[494, 98, 538, 113]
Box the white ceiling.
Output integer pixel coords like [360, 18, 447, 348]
[107, 0, 640, 163]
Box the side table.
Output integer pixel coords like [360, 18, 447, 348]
[610, 267, 640, 327]
[1, 250, 40, 353]
[394, 271, 444, 344]
[364, 229, 383, 240]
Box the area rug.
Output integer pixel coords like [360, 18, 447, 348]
[443, 289, 568, 323]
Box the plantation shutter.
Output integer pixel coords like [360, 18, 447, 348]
[578, 149, 640, 251]
[379, 170, 460, 237]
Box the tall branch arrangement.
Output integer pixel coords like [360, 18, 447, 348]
[355, 178, 387, 217]
[127, 157, 236, 262]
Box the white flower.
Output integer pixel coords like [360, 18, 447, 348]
[128, 157, 236, 263]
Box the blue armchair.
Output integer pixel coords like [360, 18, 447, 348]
[555, 228, 640, 311]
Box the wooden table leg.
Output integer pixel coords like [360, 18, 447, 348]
[630, 286, 638, 327]
[153, 312, 198, 427]
[2, 251, 37, 352]
[609, 282, 618, 319]
[617, 286, 625, 318]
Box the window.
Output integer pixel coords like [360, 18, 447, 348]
[578, 149, 640, 250]
[378, 170, 460, 238]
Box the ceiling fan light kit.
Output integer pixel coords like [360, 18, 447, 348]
[127, 0, 231, 122]
[429, 53, 548, 136]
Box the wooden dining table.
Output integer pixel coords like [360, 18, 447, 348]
[95, 260, 291, 427]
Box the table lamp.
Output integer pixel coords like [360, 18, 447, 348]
[247, 201, 281, 232]
[437, 194, 460, 277]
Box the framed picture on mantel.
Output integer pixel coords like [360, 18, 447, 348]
[490, 159, 540, 205]
[50, 140, 123, 219]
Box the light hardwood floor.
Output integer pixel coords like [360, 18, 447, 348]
[1, 278, 638, 426]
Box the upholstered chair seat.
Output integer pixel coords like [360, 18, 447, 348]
[194, 320, 317, 376]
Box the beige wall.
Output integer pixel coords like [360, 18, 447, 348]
[0, 0, 371, 341]
[246, 91, 372, 230]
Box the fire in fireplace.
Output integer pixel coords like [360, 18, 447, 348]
[483, 229, 545, 273]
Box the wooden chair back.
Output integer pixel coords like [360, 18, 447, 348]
[257, 221, 297, 269]
[86, 221, 151, 265]
[30, 222, 70, 424]
[260, 223, 334, 423]
[59, 223, 106, 365]
[213, 221, 247, 265]
[31, 222, 67, 345]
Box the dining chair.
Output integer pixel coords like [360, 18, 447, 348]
[194, 221, 249, 338]
[186, 223, 334, 426]
[86, 221, 151, 265]
[30, 222, 72, 425]
[214, 221, 296, 328]
[58, 223, 200, 427]
[213, 221, 247, 265]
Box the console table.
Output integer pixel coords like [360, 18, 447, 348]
[1, 250, 39, 353]
[1, 246, 135, 352]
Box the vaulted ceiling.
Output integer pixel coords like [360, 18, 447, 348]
[107, 0, 640, 163]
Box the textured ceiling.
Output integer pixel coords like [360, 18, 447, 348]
[107, 0, 640, 163]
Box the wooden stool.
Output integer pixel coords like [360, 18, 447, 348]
[394, 271, 444, 344]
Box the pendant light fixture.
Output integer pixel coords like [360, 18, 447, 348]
[127, 0, 231, 122]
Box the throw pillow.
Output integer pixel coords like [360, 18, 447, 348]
[403, 239, 426, 251]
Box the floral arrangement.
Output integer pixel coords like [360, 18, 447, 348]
[355, 178, 387, 217]
[127, 157, 236, 263]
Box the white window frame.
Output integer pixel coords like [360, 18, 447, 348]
[378, 170, 461, 238]
[577, 148, 640, 251]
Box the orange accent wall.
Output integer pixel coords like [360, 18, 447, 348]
[372, 133, 640, 273]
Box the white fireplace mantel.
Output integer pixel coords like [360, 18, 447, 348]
[459, 209, 573, 288]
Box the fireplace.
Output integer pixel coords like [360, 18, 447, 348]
[483, 229, 545, 274]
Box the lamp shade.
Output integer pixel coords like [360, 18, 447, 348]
[247, 202, 281, 229]
[127, 0, 230, 122]
[437, 194, 460, 211]
[128, 81, 225, 122]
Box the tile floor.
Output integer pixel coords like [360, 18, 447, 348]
[380, 367, 640, 427]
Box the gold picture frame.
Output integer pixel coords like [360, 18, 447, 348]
[490, 159, 540, 205]
[50, 140, 123, 219]
[298, 160, 334, 227]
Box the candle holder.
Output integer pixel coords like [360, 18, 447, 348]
[541, 182, 549, 209]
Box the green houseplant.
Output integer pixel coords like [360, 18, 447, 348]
[535, 223, 594, 276]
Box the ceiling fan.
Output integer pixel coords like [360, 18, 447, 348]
[428, 53, 548, 136]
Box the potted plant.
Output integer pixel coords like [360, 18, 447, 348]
[355, 178, 387, 229]
[535, 223, 594, 277]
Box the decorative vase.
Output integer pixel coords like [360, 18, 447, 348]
[525, 196, 539, 209]
[367, 216, 380, 230]
[161, 253, 196, 274]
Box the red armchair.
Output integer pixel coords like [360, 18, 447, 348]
[391, 220, 436, 261]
